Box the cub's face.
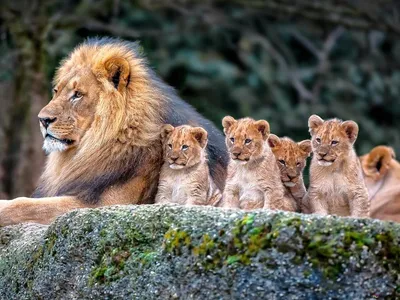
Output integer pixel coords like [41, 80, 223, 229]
[161, 125, 208, 170]
[308, 114, 359, 166]
[222, 116, 270, 164]
[268, 135, 311, 187]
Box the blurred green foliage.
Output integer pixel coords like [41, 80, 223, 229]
[42, 1, 399, 156]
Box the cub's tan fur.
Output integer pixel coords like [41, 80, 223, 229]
[305, 115, 369, 217]
[220, 116, 296, 211]
[360, 146, 400, 222]
[268, 135, 311, 212]
[155, 125, 221, 206]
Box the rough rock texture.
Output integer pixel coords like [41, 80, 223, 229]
[0, 204, 399, 299]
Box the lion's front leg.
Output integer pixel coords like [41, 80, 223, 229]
[220, 183, 240, 208]
[264, 188, 296, 212]
[349, 186, 370, 218]
[0, 196, 91, 226]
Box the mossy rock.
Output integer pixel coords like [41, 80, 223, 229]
[0, 204, 399, 299]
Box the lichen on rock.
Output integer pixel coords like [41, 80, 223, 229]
[0, 204, 399, 299]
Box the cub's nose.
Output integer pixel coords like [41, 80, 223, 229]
[170, 156, 179, 162]
[287, 175, 294, 180]
[39, 117, 57, 129]
[232, 151, 241, 157]
[318, 151, 327, 158]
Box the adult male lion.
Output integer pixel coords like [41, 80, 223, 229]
[0, 37, 228, 226]
[360, 145, 400, 222]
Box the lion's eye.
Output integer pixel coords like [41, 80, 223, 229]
[230, 137, 235, 143]
[245, 138, 252, 145]
[316, 138, 321, 143]
[71, 91, 83, 101]
[331, 140, 339, 146]
[168, 144, 172, 149]
[296, 162, 301, 167]
[182, 145, 189, 151]
[279, 160, 286, 165]
[53, 88, 58, 95]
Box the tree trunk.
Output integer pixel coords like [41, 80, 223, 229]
[1, 3, 49, 198]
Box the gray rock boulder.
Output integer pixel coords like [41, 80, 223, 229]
[0, 204, 399, 299]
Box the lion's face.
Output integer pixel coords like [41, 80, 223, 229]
[38, 70, 100, 153]
[161, 125, 208, 170]
[222, 116, 270, 164]
[308, 114, 359, 167]
[268, 135, 311, 187]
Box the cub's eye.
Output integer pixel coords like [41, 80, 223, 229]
[279, 160, 286, 165]
[331, 140, 339, 146]
[316, 138, 321, 143]
[53, 88, 58, 95]
[296, 162, 301, 167]
[71, 91, 83, 101]
[182, 145, 189, 151]
[167, 144, 172, 149]
[245, 138, 252, 145]
[230, 137, 235, 143]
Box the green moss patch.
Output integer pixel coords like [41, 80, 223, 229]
[163, 213, 400, 280]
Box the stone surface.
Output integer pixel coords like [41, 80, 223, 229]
[0, 204, 399, 299]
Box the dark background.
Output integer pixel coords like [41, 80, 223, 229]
[1, 0, 399, 198]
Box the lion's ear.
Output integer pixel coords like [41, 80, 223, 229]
[100, 57, 131, 92]
[341, 120, 359, 144]
[298, 140, 312, 156]
[222, 116, 236, 135]
[191, 127, 208, 148]
[267, 134, 281, 150]
[362, 145, 395, 179]
[254, 120, 270, 140]
[308, 114, 324, 135]
[161, 124, 174, 140]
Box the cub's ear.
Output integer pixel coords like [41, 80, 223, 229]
[362, 145, 395, 179]
[341, 120, 359, 144]
[308, 114, 324, 135]
[298, 140, 312, 156]
[222, 116, 236, 134]
[95, 57, 130, 92]
[191, 127, 208, 148]
[254, 120, 270, 140]
[161, 124, 174, 140]
[267, 134, 281, 150]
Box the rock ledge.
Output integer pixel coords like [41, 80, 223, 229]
[0, 204, 399, 299]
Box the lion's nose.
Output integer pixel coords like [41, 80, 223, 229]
[318, 151, 327, 158]
[39, 117, 57, 129]
[287, 175, 295, 180]
[170, 155, 179, 162]
[232, 151, 241, 157]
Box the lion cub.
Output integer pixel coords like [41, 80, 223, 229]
[220, 116, 296, 211]
[268, 135, 311, 212]
[155, 124, 222, 206]
[305, 114, 369, 217]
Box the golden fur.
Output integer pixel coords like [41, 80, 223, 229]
[305, 115, 369, 217]
[360, 146, 400, 222]
[219, 116, 296, 211]
[268, 135, 311, 212]
[155, 125, 221, 206]
[0, 38, 228, 225]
